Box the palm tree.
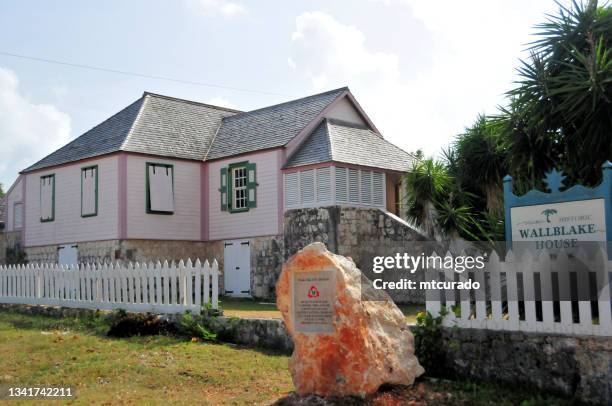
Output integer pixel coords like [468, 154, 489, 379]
[453, 115, 508, 216]
[542, 208, 558, 222]
[404, 159, 450, 240]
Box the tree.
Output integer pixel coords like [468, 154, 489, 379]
[504, 0, 612, 187]
[404, 158, 485, 241]
[404, 159, 450, 240]
[541, 208, 558, 222]
[453, 115, 508, 216]
[0, 183, 4, 198]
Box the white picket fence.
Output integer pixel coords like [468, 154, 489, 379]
[425, 249, 612, 337]
[0, 259, 219, 314]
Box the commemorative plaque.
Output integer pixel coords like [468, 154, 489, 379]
[292, 269, 336, 333]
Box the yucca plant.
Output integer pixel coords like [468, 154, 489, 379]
[506, 0, 612, 186]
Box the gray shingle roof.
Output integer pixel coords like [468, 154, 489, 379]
[124, 94, 239, 160]
[22, 97, 144, 172]
[22, 93, 239, 173]
[285, 119, 415, 172]
[205, 87, 347, 160]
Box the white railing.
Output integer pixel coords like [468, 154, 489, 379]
[0, 259, 219, 314]
[425, 249, 612, 337]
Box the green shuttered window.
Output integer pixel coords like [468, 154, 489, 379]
[220, 161, 257, 213]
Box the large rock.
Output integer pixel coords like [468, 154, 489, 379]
[276, 242, 424, 397]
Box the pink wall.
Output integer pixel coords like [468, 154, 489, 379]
[4, 176, 23, 232]
[24, 155, 119, 247]
[207, 148, 283, 240]
[125, 155, 201, 241]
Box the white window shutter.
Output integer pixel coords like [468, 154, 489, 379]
[149, 165, 174, 213]
[316, 167, 332, 203]
[348, 168, 359, 203]
[300, 170, 315, 205]
[372, 172, 384, 207]
[360, 170, 372, 204]
[335, 167, 347, 203]
[284, 173, 299, 207]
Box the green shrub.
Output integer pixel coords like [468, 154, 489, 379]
[178, 311, 217, 342]
[413, 307, 448, 377]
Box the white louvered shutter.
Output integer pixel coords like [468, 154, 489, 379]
[300, 170, 315, 205]
[335, 167, 347, 203]
[316, 167, 332, 203]
[372, 172, 384, 207]
[348, 169, 359, 203]
[284, 173, 299, 207]
[360, 170, 372, 205]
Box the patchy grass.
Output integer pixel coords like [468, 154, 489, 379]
[221, 297, 424, 324]
[0, 309, 572, 405]
[221, 297, 281, 319]
[0, 311, 292, 405]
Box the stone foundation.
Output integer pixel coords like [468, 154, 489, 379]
[0, 231, 24, 265]
[23, 235, 284, 300]
[284, 206, 427, 303]
[20, 206, 424, 301]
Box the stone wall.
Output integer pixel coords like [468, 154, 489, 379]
[24, 244, 57, 264]
[284, 206, 427, 303]
[437, 328, 611, 405]
[0, 231, 24, 265]
[23, 235, 283, 300]
[0, 234, 5, 264]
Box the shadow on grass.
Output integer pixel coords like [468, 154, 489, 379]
[271, 378, 574, 406]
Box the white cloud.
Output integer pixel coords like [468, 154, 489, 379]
[289, 3, 570, 159]
[0, 68, 71, 188]
[291, 12, 400, 91]
[191, 0, 247, 17]
[205, 96, 238, 110]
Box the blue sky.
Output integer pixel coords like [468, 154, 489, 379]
[0, 0, 571, 188]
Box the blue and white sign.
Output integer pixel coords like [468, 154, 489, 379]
[504, 162, 612, 256]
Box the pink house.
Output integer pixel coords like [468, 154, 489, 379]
[2, 87, 416, 298]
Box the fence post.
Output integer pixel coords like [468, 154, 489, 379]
[212, 259, 219, 309]
[194, 259, 202, 308]
[178, 259, 185, 306]
[185, 259, 193, 307]
[203, 260, 211, 307]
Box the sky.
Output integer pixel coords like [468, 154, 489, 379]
[0, 0, 573, 189]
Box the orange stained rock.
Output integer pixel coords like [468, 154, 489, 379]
[277, 242, 424, 397]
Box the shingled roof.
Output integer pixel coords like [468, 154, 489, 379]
[285, 119, 415, 172]
[205, 87, 347, 160]
[22, 93, 240, 172]
[22, 86, 413, 174]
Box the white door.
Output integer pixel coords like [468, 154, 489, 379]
[223, 240, 251, 297]
[58, 244, 78, 266]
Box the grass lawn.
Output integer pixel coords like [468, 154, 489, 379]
[221, 297, 423, 324]
[0, 311, 292, 405]
[0, 310, 572, 405]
